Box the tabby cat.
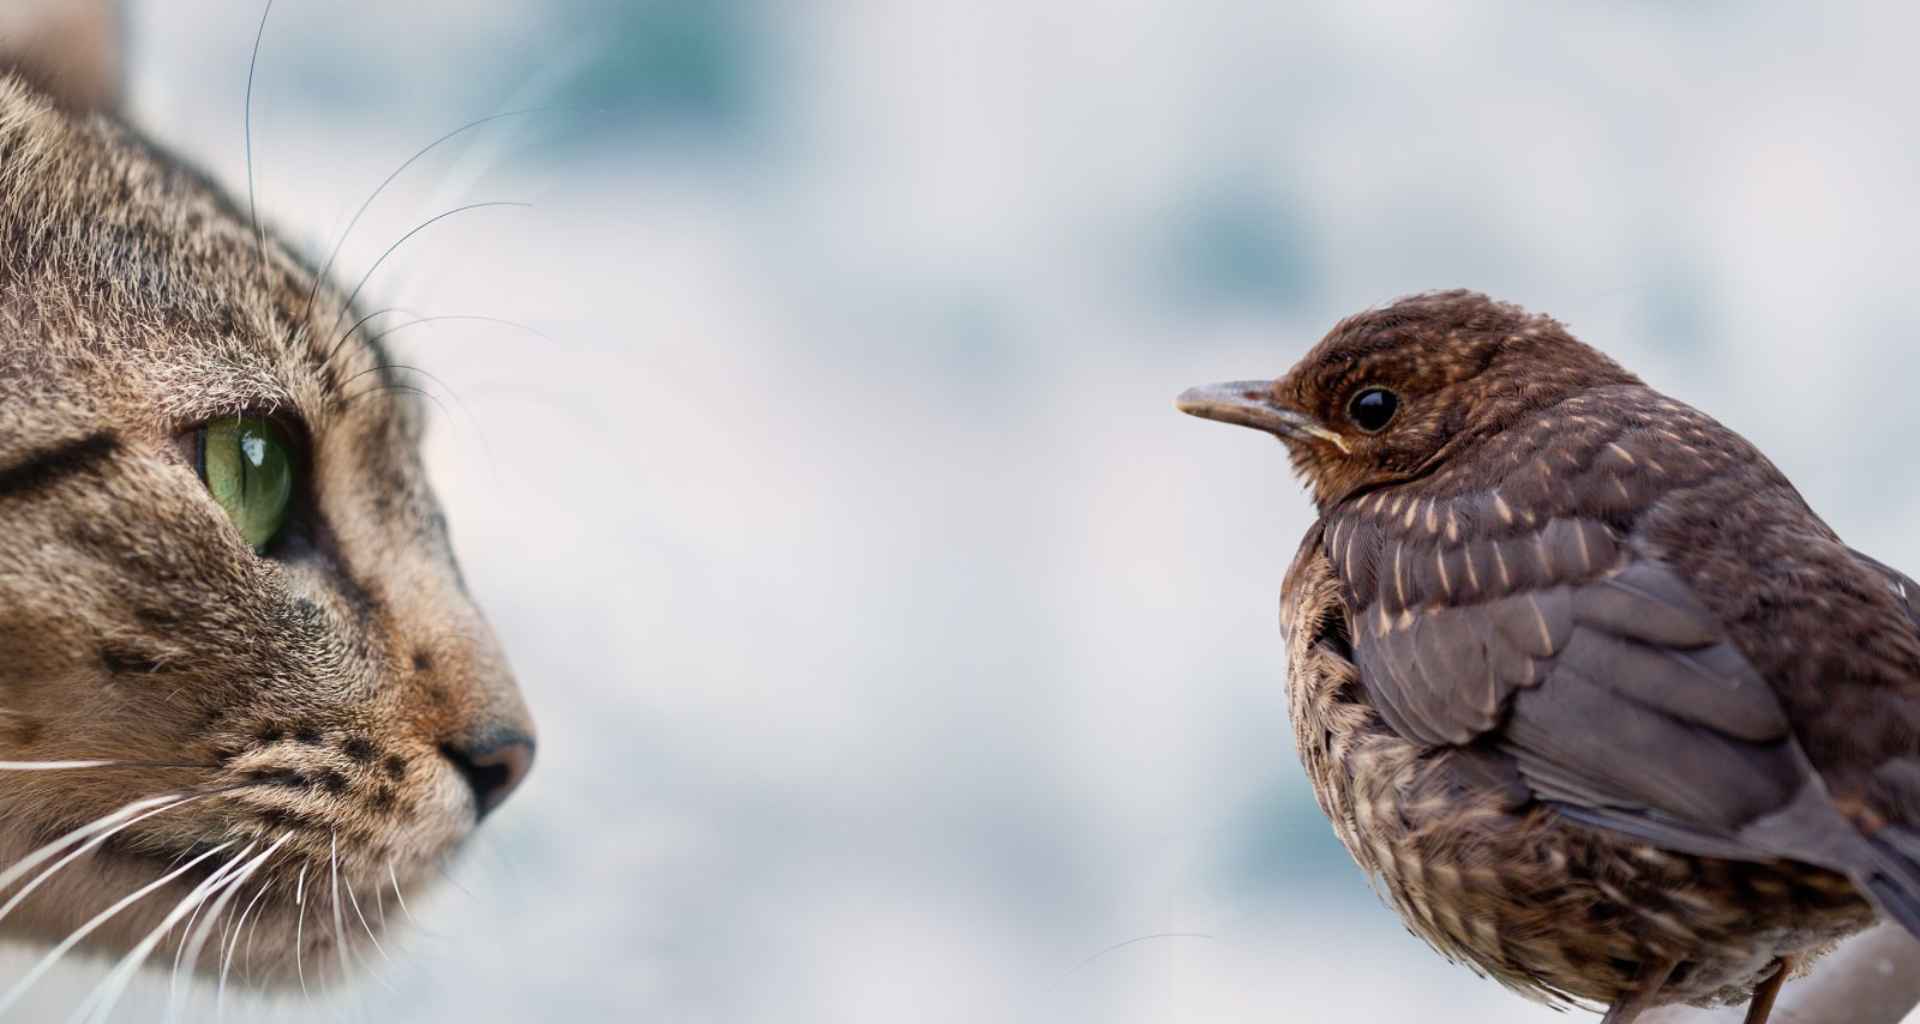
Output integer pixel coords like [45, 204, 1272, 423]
[0, 0, 535, 1005]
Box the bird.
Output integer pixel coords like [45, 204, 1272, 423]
[1175, 291, 1920, 1024]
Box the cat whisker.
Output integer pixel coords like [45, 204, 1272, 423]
[215, 897, 231, 957]
[0, 760, 118, 771]
[433, 852, 475, 898]
[1068, 932, 1220, 974]
[293, 861, 309, 999]
[0, 794, 203, 931]
[342, 869, 388, 963]
[333, 361, 499, 466]
[0, 778, 271, 929]
[231, 879, 276, 999]
[319, 201, 533, 369]
[478, 830, 523, 883]
[334, 322, 545, 413]
[296, 109, 548, 346]
[0, 760, 223, 772]
[169, 834, 291, 1022]
[328, 831, 353, 985]
[334, 363, 462, 406]
[384, 858, 454, 942]
[387, 860, 417, 925]
[243, 0, 275, 282]
[0, 787, 211, 906]
[0, 841, 233, 1016]
[165, 846, 259, 1017]
[0, 794, 178, 892]
[165, 869, 228, 1007]
[365, 313, 550, 348]
[220, 880, 275, 1020]
[335, 382, 456, 422]
[72, 840, 259, 1024]
[209, 906, 236, 1009]
[327, 305, 415, 364]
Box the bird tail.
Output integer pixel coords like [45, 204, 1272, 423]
[1860, 827, 1920, 939]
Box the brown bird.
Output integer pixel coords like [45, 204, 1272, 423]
[1177, 291, 1920, 1024]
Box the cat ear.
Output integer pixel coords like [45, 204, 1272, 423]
[0, 0, 125, 115]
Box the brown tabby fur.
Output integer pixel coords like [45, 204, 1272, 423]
[0, 7, 531, 988]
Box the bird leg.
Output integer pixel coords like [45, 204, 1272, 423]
[1601, 957, 1679, 1024]
[1741, 957, 1794, 1024]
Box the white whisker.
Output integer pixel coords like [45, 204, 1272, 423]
[294, 862, 310, 998]
[72, 841, 258, 1024]
[0, 840, 232, 1016]
[0, 794, 197, 928]
[171, 834, 290, 1022]
[342, 870, 389, 962]
[220, 879, 275, 1021]
[328, 831, 351, 983]
[242, 877, 273, 985]
[0, 760, 120, 771]
[0, 793, 183, 893]
[166, 869, 227, 1009]
[216, 904, 232, 969]
[388, 860, 417, 925]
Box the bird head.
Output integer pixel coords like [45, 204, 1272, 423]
[1177, 290, 1642, 510]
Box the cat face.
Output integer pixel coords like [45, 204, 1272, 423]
[0, 72, 533, 987]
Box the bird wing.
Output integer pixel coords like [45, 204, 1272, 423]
[1322, 471, 1860, 869]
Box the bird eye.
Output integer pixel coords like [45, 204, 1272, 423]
[1347, 388, 1399, 433]
[195, 416, 296, 553]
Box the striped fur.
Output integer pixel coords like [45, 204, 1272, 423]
[0, 21, 531, 989]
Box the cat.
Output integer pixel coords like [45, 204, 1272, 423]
[0, 0, 535, 1006]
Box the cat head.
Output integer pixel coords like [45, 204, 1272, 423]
[0, 1, 534, 987]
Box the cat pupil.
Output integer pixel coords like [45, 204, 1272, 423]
[199, 417, 294, 551]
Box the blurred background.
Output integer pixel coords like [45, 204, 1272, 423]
[11, 1, 1920, 1020]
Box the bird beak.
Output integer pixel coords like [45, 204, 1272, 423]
[1176, 380, 1350, 452]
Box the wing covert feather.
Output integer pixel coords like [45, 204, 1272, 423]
[1328, 481, 1798, 841]
[1297, 391, 1920, 909]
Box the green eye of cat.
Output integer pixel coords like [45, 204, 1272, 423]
[196, 417, 295, 552]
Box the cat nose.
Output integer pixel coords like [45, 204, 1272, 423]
[440, 731, 535, 820]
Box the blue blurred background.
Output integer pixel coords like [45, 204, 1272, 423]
[17, 1, 1920, 1020]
